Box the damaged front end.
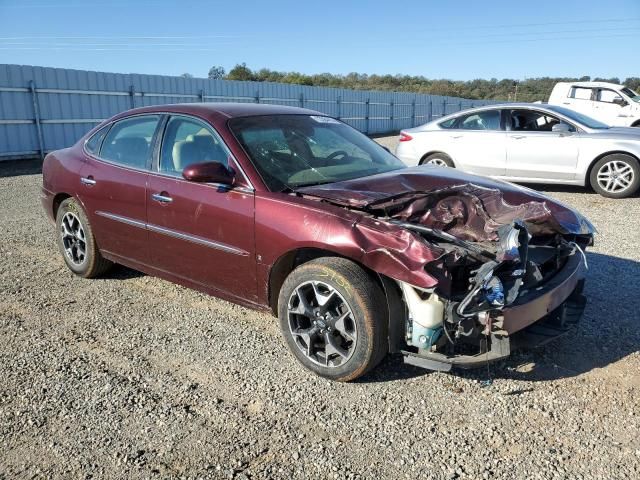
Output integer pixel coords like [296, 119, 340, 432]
[378, 187, 592, 371]
[298, 175, 594, 372]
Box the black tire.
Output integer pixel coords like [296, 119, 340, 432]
[589, 154, 640, 199]
[277, 257, 388, 382]
[56, 197, 112, 278]
[421, 152, 454, 168]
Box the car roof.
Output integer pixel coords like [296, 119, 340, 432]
[112, 102, 323, 121]
[564, 81, 624, 89]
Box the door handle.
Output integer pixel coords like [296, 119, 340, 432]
[151, 192, 173, 203]
[80, 176, 96, 186]
[450, 134, 464, 139]
[510, 135, 526, 140]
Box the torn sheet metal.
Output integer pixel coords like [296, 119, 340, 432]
[297, 166, 595, 240]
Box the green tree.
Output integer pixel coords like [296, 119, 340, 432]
[226, 63, 254, 81]
[207, 66, 226, 80]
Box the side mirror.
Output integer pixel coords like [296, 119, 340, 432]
[182, 161, 235, 185]
[613, 97, 628, 107]
[552, 123, 572, 134]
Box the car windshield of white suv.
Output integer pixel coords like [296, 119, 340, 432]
[545, 105, 610, 129]
[621, 87, 640, 103]
[229, 115, 406, 191]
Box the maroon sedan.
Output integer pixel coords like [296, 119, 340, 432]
[41, 103, 594, 381]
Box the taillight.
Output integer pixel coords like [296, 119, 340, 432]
[399, 132, 413, 142]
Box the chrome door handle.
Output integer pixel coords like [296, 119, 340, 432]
[450, 134, 464, 139]
[151, 193, 173, 203]
[510, 135, 526, 140]
[80, 176, 96, 186]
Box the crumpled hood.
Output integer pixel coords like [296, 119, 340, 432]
[297, 166, 595, 241]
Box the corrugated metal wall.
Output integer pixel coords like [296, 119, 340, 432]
[0, 64, 497, 160]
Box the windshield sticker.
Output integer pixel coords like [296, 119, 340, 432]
[310, 115, 341, 124]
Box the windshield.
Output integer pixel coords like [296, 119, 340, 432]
[229, 115, 405, 191]
[621, 87, 640, 103]
[545, 105, 610, 129]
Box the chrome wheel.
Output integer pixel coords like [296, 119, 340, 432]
[287, 281, 357, 368]
[60, 212, 87, 266]
[426, 157, 448, 167]
[596, 160, 635, 194]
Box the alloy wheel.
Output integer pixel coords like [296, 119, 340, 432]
[596, 160, 635, 194]
[60, 211, 87, 265]
[287, 280, 357, 367]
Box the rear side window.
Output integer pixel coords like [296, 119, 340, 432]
[457, 110, 501, 131]
[100, 115, 160, 169]
[570, 87, 593, 100]
[439, 118, 456, 129]
[85, 125, 109, 155]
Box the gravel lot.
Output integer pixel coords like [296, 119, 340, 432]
[1, 137, 639, 479]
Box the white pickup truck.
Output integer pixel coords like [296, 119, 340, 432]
[548, 81, 640, 127]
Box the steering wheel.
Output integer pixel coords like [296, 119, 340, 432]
[326, 150, 349, 161]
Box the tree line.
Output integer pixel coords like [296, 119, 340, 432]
[180, 64, 640, 102]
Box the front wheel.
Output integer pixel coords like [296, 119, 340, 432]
[56, 197, 113, 278]
[589, 154, 640, 198]
[277, 257, 388, 381]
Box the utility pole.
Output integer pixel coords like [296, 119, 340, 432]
[513, 81, 518, 102]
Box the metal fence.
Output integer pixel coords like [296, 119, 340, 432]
[0, 64, 497, 161]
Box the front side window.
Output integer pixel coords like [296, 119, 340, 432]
[509, 110, 575, 132]
[545, 105, 609, 129]
[160, 116, 230, 176]
[229, 115, 405, 191]
[597, 89, 624, 104]
[100, 115, 160, 169]
[85, 125, 109, 155]
[570, 86, 593, 100]
[457, 110, 501, 131]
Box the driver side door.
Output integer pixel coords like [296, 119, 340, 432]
[146, 114, 257, 301]
[505, 109, 579, 181]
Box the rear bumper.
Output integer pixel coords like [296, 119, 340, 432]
[403, 251, 587, 371]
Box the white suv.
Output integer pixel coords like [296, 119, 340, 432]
[548, 81, 640, 127]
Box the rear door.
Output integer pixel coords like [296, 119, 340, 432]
[444, 109, 506, 176]
[146, 114, 257, 301]
[564, 85, 597, 118]
[505, 109, 579, 180]
[78, 115, 161, 265]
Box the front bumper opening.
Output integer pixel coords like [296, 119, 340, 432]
[400, 252, 587, 372]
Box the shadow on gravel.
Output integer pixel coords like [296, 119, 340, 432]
[102, 264, 146, 281]
[0, 158, 43, 177]
[360, 252, 640, 384]
[500, 251, 640, 382]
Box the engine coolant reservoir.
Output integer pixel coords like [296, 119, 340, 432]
[400, 283, 445, 349]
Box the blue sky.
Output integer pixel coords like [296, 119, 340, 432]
[0, 0, 638, 80]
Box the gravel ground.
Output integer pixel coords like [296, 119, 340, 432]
[1, 138, 639, 480]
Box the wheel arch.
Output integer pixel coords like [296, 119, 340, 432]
[630, 120, 640, 127]
[585, 150, 640, 186]
[52, 192, 72, 219]
[267, 247, 405, 353]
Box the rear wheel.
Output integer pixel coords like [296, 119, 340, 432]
[422, 152, 454, 168]
[589, 154, 640, 198]
[56, 198, 112, 277]
[277, 257, 388, 381]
